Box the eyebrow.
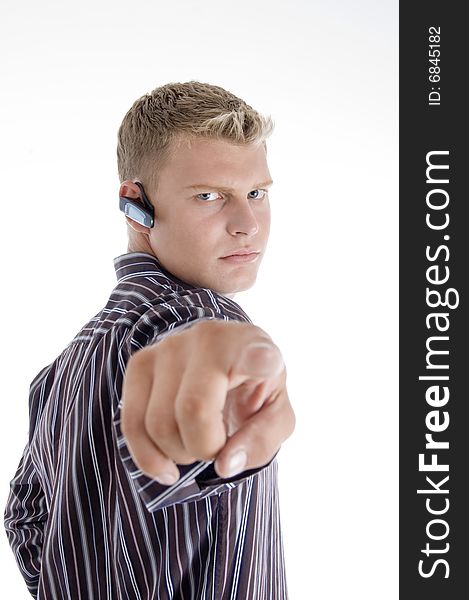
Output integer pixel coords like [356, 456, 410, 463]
[184, 179, 274, 192]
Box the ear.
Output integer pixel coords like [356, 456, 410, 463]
[120, 179, 152, 234]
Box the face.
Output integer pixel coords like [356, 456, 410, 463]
[122, 137, 272, 298]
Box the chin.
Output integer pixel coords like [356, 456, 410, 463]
[209, 267, 258, 296]
[219, 279, 256, 296]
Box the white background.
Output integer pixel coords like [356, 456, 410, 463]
[0, 1, 398, 598]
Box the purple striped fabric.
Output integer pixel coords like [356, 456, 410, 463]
[4, 252, 289, 599]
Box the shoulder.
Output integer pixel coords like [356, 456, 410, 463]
[125, 287, 252, 353]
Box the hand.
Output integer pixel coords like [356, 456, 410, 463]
[120, 319, 296, 485]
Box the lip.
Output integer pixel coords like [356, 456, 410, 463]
[219, 251, 260, 264]
[220, 248, 260, 258]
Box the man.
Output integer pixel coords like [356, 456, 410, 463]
[4, 81, 296, 599]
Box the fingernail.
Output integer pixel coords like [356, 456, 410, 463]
[243, 343, 280, 376]
[155, 472, 178, 486]
[249, 342, 272, 350]
[225, 449, 247, 477]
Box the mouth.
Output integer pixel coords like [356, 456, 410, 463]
[219, 252, 260, 264]
[220, 249, 260, 258]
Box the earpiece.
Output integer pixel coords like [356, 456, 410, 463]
[119, 181, 155, 228]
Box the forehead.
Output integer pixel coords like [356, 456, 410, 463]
[160, 137, 271, 188]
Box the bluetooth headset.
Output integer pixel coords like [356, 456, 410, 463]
[119, 181, 155, 228]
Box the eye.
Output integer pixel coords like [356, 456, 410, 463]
[248, 189, 268, 200]
[196, 192, 221, 202]
[195, 189, 268, 202]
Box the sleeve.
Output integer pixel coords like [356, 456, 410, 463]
[4, 442, 48, 599]
[110, 307, 278, 512]
[4, 360, 57, 599]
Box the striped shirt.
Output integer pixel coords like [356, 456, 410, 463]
[4, 251, 288, 600]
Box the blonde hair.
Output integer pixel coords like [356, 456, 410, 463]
[117, 80, 274, 195]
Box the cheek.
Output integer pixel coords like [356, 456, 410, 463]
[259, 207, 271, 234]
[187, 213, 223, 241]
[173, 222, 216, 257]
[165, 215, 197, 245]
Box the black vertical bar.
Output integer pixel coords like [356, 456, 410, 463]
[400, 2, 467, 598]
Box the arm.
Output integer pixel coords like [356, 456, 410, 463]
[111, 311, 295, 512]
[4, 359, 58, 598]
[4, 443, 48, 599]
[111, 315, 280, 511]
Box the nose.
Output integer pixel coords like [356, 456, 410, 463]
[226, 199, 259, 236]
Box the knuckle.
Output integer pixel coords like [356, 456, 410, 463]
[199, 318, 225, 332]
[193, 318, 219, 337]
[126, 347, 153, 374]
[158, 332, 179, 352]
[198, 318, 248, 342]
[144, 412, 175, 440]
[130, 346, 151, 364]
[192, 321, 224, 351]
[179, 396, 211, 422]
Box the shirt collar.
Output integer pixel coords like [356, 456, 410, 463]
[113, 251, 241, 305]
[113, 251, 191, 289]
